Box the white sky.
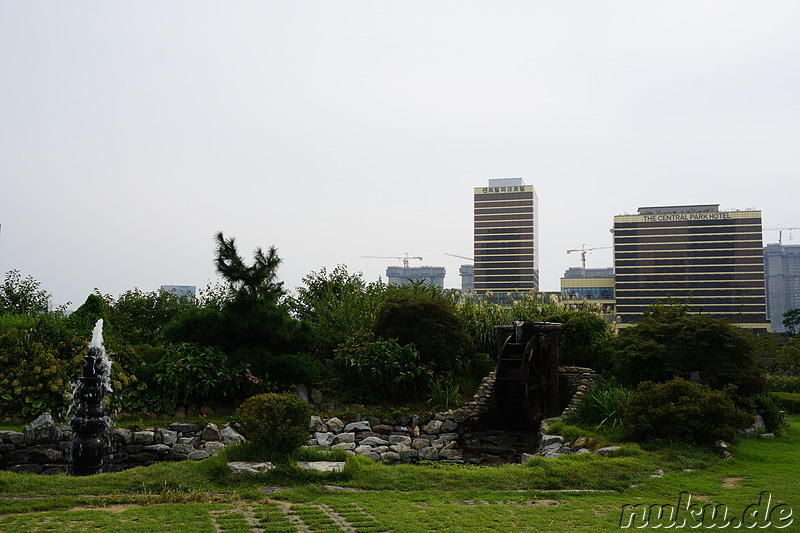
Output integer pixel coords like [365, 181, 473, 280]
[2, 1, 799, 309]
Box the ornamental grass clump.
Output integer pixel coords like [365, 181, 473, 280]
[236, 393, 312, 456]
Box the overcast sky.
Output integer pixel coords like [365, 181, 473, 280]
[2, 1, 799, 309]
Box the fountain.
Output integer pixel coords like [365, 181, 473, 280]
[69, 319, 112, 475]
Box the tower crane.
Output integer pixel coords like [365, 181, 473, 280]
[566, 244, 612, 269]
[362, 252, 423, 268]
[444, 253, 474, 262]
[764, 227, 800, 245]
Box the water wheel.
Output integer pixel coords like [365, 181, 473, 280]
[493, 322, 562, 429]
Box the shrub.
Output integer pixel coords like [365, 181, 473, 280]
[735, 393, 785, 434]
[766, 374, 800, 393]
[621, 378, 752, 445]
[236, 393, 312, 456]
[333, 334, 431, 400]
[769, 392, 800, 414]
[543, 311, 614, 371]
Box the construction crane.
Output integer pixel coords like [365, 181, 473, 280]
[567, 244, 612, 269]
[362, 252, 423, 268]
[764, 227, 800, 245]
[444, 253, 474, 262]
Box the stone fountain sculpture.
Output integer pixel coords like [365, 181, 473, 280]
[70, 319, 112, 475]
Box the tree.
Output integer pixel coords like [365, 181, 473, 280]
[291, 265, 386, 358]
[0, 270, 52, 315]
[373, 288, 473, 375]
[543, 310, 614, 371]
[106, 288, 196, 346]
[776, 337, 800, 375]
[613, 301, 764, 393]
[783, 308, 800, 335]
[163, 232, 310, 385]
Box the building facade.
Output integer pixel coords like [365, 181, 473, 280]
[160, 285, 196, 299]
[613, 205, 768, 330]
[560, 266, 615, 312]
[459, 264, 475, 293]
[764, 243, 800, 333]
[473, 178, 538, 296]
[386, 266, 446, 288]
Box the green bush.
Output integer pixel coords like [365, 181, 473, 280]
[621, 378, 751, 445]
[766, 374, 800, 393]
[333, 334, 431, 400]
[236, 393, 312, 456]
[770, 392, 800, 414]
[543, 311, 614, 371]
[735, 393, 785, 434]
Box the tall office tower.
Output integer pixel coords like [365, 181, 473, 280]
[560, 266, 616, 312]
[764, 243, 800, 332]
[613, 205, 769, 330]
[473, 178, 538, 297]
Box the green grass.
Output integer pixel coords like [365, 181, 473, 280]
[0, 417, 798, 532]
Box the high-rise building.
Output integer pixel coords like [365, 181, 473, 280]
[459, 264, 475, 293]
[473, 178, 538, 296]
[764, 243, 800, 333]
[160, 285, 197, 300]
[386, 266, 446, 288]
[613, 205, 769, 330]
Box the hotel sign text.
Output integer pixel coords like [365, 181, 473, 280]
[642, 213, 733, 222]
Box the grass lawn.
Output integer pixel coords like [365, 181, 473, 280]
[0, 416, 797, 532]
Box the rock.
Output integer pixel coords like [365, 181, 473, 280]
[520, 453, 536, 463]
[188, 450, 210, 461]
[0, 430, 24, 446]
[310, 388, 323, 404]
[539, 435, 564, 448]
[343, 421, 371, 433]
[331, 442, 356, 451]
[372, 446, 389, 454]
[129, 452, 160, 463]
[333, 432, 355, 444]
[439, 449, 462, 460]
[418, 447, 439, 460]
[200, 406, 216, 418]
[109, 428, 132, 446]
[364, 415, 381, 428]
[296, 383, 309, 402]
[373, 424, 394, 434]
[412, 439, 432, 451]
[597, 446, 622, 457]
[309, 416, 327, 432]
[573, 437, 587, 448]
[441, 420, 459, 433]
[220, 426, 245, 445]
[650, 469, 664, 478]
[380, 452, 400, 461]
[169, 422, 202, 433]
[173, 407, 187, 419]
[171, 443, 196, 455]
[203, 441, 227, 455]
[24, 413, 61, 445]
[143, 444, 171, 454]
[365, 452, 381, 461]
[354, 445, 374, 455]
[326, 417, 345, 433]
[421, 420, 443, 435]
[201, 423, 221, 442]
[8, 464, 42, 474]
[575, 448, 592, 455]
[156, 428, 178, 446]
[229, 461, 275, 475]
[759, 433, 775, 438]
[439, 432, 459, 442]
[388, 435, 412, 446]
[30, 446, 63, 463]
[133, 431, 155, 445]
[543, 451, 561, 459]
[178, 436, 199, 446]
[118, 445, 144, 454]
[360, 436, 389, 447]
[753, 414, 766, 434]
[297, 461, 345, 473]
[390, 443, 412, 453]
[398, 450, 418, 460]
[315, 432, 336, 446]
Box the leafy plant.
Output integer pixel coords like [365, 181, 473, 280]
[621, 378, 752, 445]
[0, 269, 53, 315]
[236, 392, 312, 456]
[428, 378, 460, 410]
[570, 381, 632, 429]
[766, 373, 800, 393]
[333, 334, 431, 400]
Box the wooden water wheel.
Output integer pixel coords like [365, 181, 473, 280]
[493, 322, 562, 429]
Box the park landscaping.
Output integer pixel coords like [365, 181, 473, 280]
[0, 415, 797, 532]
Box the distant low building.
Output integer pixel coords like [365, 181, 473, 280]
[764, 243, 800, 333]
[386, 266, 446, 288]
[560, 266, 615, 313]
[160, 285, 196, 299]
[459, 264, 474, 293]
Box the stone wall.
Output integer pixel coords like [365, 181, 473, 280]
[0, 413, 245, 474]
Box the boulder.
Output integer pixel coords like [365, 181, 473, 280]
[229, 461, 275, 475]
[201, 423, 221, 442]
[333, 432, 355, 444]
[297, 461, 345, 473]
[220, 426, 245, 445]
[133, 431, 155, 445]
[188, 450, 210, 461]
[343, 421, 371, 433]
[597, 446, 622, 457]
[169, 422, 203, 434]
[360, 436, 389, 447]
[326, 417, 345, 433]
[24, 413, 61, 445]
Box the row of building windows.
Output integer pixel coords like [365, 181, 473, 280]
[616, 266, 764, 275]
[616, 249, 763, 259]
[615, 234, 763, 245]
[563, 288, 615, 299]
[614, 225, 763, 237]
[616, 273, 767, 282]
[614, 218, 763, 229]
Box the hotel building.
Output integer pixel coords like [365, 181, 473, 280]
[613, 205, 769, 330]
[764, 243, 800, 332]
[473, 178, 538, 296]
